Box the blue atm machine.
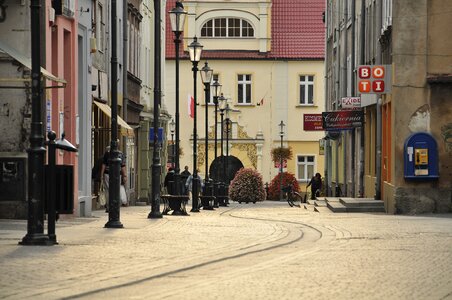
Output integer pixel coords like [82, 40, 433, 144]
[404, 132, 439, 180]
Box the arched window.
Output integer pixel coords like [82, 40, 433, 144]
[201, 18, 254, 38]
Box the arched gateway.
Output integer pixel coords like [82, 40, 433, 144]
[209, 155, 244, 183]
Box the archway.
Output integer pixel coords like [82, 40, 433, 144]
[209, 155, 244, 183]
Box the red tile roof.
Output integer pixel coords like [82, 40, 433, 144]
[166, 0, 325, 60]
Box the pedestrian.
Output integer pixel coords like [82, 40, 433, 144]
[164, 167, 175, 194]
[306, 172, 322, 200]
[185, 169, 203, 202]
[100, 145, 128, 211]
[180, 165, 191, 194]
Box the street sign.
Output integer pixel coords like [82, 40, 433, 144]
[149, 127, 164, 145]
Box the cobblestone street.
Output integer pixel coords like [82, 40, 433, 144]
[0, 202, 451, 300]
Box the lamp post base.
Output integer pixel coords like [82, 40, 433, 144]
[104, 220, 124, 228]
[19, 233, 51, 246]
[148, 211, 163, 219]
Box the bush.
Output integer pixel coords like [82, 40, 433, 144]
[267, 172, 300, 200]
[229, 168, 266, 203]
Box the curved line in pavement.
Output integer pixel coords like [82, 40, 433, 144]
[61, 210, 319, 299]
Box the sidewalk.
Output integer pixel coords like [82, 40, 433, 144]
[1, 202, 451, 300]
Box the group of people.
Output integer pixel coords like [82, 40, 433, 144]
[164, 166, 203, 200]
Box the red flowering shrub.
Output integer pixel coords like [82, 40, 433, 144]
[229, 168, 266, 203]
[267, 172, 300, 200]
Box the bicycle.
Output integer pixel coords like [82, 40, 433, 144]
[282, 185, 304, 207]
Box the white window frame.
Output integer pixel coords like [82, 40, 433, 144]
[237, 74, 252, 104]
[201, 17, 255, 38]
[299, 75, 315, 105]
[296, 155, 316, 182]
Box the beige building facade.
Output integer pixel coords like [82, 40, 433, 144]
[165, 0, 325, 187]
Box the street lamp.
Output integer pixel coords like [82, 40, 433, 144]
[218, 94, 227, 188]
[200, 62, 213, 196]
[148, 0, 163, 219]
[225, 104, 231, 184]
[20, 0, 49, 245]
[105, 0, 123, 227]
[211, 80, 221, 197]
[169, 119, 175, 169]
[188, 37, 203, 212]
[169, 0, 187, 195]
[279, 121, 285, 202]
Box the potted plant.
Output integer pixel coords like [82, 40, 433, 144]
[268, 172, 300, 200]
[271, 146, 293, 163]
[229, 168, 266, 204]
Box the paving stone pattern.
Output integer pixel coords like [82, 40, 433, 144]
[0, 202, 451, 299]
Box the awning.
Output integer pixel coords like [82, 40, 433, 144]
[0, 40, 66, 88]
[93, 101, 134, 137]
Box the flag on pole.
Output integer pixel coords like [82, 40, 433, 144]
[188, 94, 195, 118]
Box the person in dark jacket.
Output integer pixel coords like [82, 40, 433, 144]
[164, 167, 175, 194]
[307, 173, 322, 200]
[180, 166, 191, 194]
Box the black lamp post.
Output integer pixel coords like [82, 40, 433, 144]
[211, 80, 221, 197]
[218, 95, 227, 196]
[200, 62, 213, 196]
[169, 119, 175, 169]
[169, 0, 187, 195]
[279, 120, 285, 202]
[105, 0, 123, 228]
[20, 0, 49, 245]
[225, 104, 231, 185]
[188, 37, 203, 212]
[148, 0, 163, 219]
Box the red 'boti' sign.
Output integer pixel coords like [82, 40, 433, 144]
[303, 114, 323, 131]
[357, 65, 392, 94]
[322, 110, 364, 130]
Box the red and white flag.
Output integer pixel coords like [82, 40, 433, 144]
[188, 94, 194, 118]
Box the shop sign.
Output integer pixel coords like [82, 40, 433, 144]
[303, 114, 323, 131]
[322, 110, 364, 130]
[341, 97, 361, 110]
[357, 65, 392, 94]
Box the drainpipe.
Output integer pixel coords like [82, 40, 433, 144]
[375, 1, 383, 200]
[342, 1, 348, 197]
[323, 0, 329, 196]
[350, 0, 356, 197]
[122, 0, 128, 148]
[358, 0, 365, 197]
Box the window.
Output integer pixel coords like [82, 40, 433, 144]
[201, 18, 254, 38]
[237, 74, 252, 104]
[300, 75, 314, 105]
[297, 155, 315, 182]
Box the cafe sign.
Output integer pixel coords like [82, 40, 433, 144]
[322, 110, 364, 130]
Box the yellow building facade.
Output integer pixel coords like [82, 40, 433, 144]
[165, 0, 325, 188]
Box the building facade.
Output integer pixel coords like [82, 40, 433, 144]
[165, 0, 325, 187]
[325, 0, 452, 213]
[0, 0, 78, 218]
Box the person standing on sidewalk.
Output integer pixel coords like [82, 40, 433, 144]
[306, 173, 322, 200]
[185, 169, 203, 202]
[180, 166, 191, 195]
[100, 146, 128, 211]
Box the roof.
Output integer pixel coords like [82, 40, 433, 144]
[165, 0, 325, 60]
